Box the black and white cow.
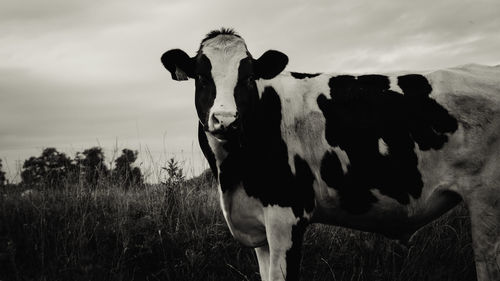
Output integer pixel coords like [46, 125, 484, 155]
[161, 28, 500, 281]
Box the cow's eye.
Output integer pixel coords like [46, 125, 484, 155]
[197, 75, 210, 85]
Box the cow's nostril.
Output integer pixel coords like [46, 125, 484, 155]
[212, 114, 220, 125]
[211, 114, 224, 130]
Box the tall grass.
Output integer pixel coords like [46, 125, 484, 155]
[0, 176, 475, 281]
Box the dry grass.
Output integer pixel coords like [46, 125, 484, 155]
[0, 176, 475, 281]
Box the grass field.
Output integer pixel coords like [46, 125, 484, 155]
[0, 174, 476, 281]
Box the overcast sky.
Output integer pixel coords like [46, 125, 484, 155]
[1, 0, 499, 182]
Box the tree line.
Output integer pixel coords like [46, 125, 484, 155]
[0, 147, 143, 189]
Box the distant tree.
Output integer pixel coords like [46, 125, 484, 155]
[184, 168, 216, 189]
[20, 148, 74, 188]
[0, 159, 6, 187]
[198, 168, 216, 185]
[162, 158, 185, 186]
[76, 147, 108, 187]
[113, 149, 143, 188]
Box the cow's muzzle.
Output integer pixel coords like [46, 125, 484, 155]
[209, 110, 239, 139]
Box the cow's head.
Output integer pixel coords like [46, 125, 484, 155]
[161, 28, 288, 140]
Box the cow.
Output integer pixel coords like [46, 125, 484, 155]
[160, 28, 500, 281]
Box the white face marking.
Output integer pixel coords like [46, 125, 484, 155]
[378, 138, 389, 156]
[389, 76, 404, 94]
[201, 36, 248, 131]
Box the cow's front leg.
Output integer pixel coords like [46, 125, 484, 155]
[263, 206, 307, 281]
[255, 245, 270, 281]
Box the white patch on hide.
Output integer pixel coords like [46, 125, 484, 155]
[378, 138, 389, 156]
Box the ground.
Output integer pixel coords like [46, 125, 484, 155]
[0, 175, 476, 281]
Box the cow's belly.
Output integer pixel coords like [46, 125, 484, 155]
[311, 170, 462, 240]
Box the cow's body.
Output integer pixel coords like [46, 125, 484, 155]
[162, 29, 500, 281]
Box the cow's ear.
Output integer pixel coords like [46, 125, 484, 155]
[254, 50, 288, 80]
[161, 49, 195, 81]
